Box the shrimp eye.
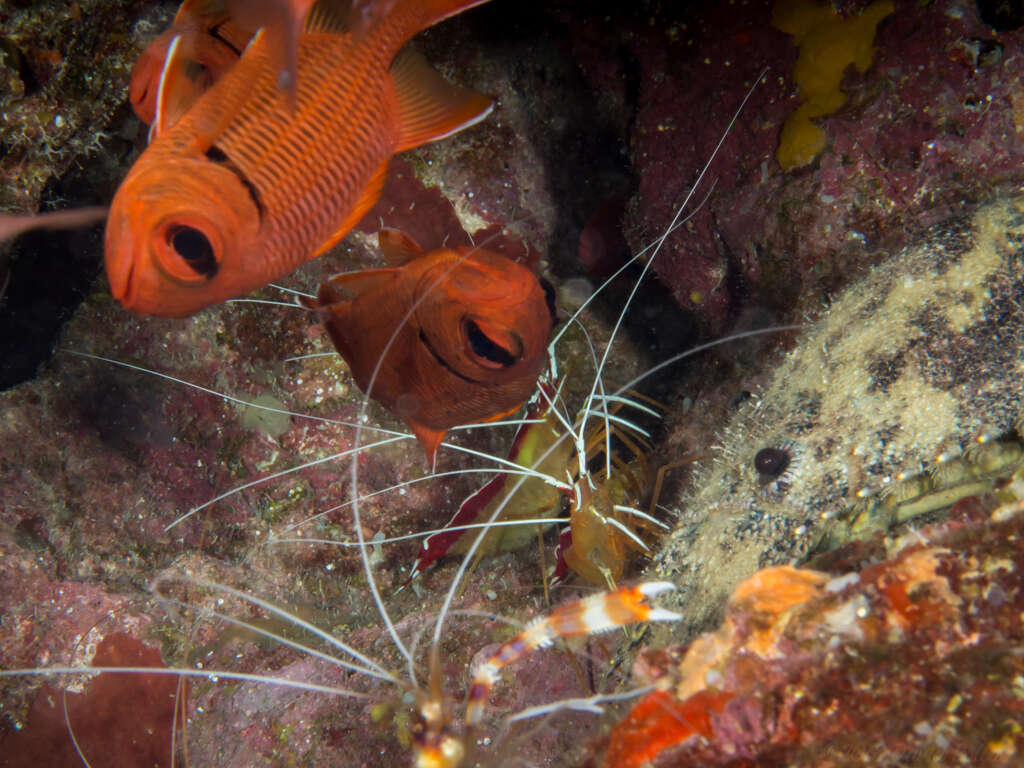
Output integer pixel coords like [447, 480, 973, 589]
[463, 319, 520, 368]
[754, 447, 789, 478]
[168, 225, 218, 278]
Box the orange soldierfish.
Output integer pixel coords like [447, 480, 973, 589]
[302, 228, 556, 465]
[106, 0, 494, 318]
[129, 5, 254, 130]
[129, 0, 323, 130]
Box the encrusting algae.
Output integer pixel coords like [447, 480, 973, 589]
[600, 493, 1024, 766]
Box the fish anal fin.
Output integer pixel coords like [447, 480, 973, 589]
[312, 160, 390, 258]
[408, 420, 446, 468]
[377, 227, 424, 266]
[390, 47, 493, 153]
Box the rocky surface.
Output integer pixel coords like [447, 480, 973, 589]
[589, 493, 1024, 767]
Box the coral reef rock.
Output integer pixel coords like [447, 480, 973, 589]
[594, 494, 1024, 766]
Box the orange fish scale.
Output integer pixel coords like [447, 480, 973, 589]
[207, 33, 394, 260]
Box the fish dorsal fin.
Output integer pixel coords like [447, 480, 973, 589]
[377, 228, 424, 266]
[390, 47, 493, 153]
[321, 268, 396, 301]
[311, 160, 390, 258]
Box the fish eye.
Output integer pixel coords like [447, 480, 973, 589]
[754, 447, 790, 478]
[463, 319, 520, 368]
[166, 225, 218, 279]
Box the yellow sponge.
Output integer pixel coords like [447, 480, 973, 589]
[773, 0, 894, 169]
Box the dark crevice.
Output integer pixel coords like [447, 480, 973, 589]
[1, 221, 105, 389]
[0, 118, 132, 390]
[431, 0, 700, 404]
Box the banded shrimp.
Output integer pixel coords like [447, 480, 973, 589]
[0, 221, 732, 768]
[0, 5, 799, 765]
[0, 80, 791, 768]
[0, 300, 677, 768]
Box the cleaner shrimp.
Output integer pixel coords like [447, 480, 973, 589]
[0, 13, 786, 765]
[0, 233, 719, 766]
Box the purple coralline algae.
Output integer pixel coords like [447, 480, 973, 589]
[572, 0, 1024, 330]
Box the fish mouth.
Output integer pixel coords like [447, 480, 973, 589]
[109, 260, 134, 304]
[418, 330, 485, 385]
[104, 211, 134, 303]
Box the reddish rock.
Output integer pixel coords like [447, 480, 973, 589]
[573, 1, 1024, 330]
[590, 495, 1024, 767]
[2, 633, 177, 768]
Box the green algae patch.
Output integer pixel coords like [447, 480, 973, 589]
[240, 392, 293, 437]
[773, 0, 894, 170]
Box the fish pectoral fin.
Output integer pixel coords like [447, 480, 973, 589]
[407, 420, 447, 469]
[246, 0, 315, 108]
[152, 34, 193, 139]
[311, 160, 389, 258]
[320, 268, 395, 301]
[390, 47, 493, 153]
[377, 228, 424, 267]
[481, 401, 526, 424]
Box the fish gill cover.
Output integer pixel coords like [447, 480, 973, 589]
[3, 0, 1024, 765]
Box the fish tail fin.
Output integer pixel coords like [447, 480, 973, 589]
[390, 47, 493, 153]
[338, 0, 490, 35]
[413, 0, 491, 28]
